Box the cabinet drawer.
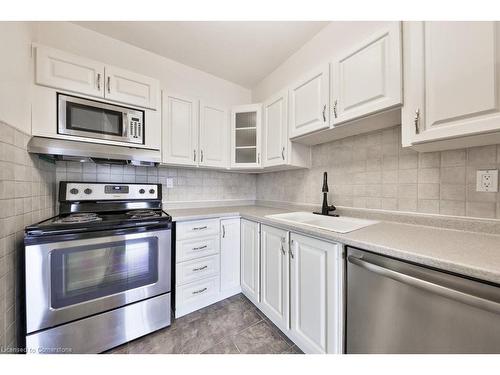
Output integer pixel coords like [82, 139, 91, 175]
[176, 219, 220, 240]
[176, 235, 219, 263]
[176, 254, 220, 286]
[176, 276, 220, 307]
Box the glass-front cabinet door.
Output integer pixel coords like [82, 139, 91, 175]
[231, 104, 262, 169]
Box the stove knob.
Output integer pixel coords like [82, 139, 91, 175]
[70, 188, 79, 195]
[84, 188, 92, 195]
[139, 189, 145, 194]
[149, 189, 155, 194]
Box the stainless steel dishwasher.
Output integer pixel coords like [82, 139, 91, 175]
[346, 247, 500, 353]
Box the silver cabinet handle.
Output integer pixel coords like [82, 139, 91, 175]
[347, 255, 500, 315]
[222, 225, 226, 238]
[280, 237, 286, 255]
[192, 245, 208, 251]
[193, 265, 208, 272]
[107, 76, 111, 93]
[281, 147, 285, 160]
[193, 149, 196, 162]
[192, 287, 207, 295]
[96, 73, 101, 91]
[322, 104, 327, 122]
[414, 108, 421, 134]
[201, 150, 204, 162]
[333, 100, 338, 119]
[289, 239, 295, 259]
[192, 226, 207, 231]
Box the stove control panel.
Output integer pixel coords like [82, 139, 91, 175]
[60, 182, 161, 201]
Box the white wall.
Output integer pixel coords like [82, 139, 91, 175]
[0, 22, 34, 133]
[33, 22, 251, 107]
[252, 21, 394, 102]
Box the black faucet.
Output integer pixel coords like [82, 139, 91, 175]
[314, 172, 338, 217]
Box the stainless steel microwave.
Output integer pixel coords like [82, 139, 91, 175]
[58, 94, 145, 145]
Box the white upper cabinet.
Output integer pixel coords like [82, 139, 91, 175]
[162, 92, 199, 166]
[331, 22, 402, 126]
[34, 44, 160, 110]
[35, 45, 105, 98]
[231, 104, 262, 169]
[104, 66, 159, 110]
[403, 21, 500, 150]
[263, 90, 288, 167]
[260, 225, 289, 332]
[199, 102, 229, 168]
[263, 90, 311, 169]
[288, 64, 329, 138]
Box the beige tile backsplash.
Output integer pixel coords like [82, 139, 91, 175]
[0, 121, 56, 350]
[55, 162, 257, 208]
[257, 126, 500, 220]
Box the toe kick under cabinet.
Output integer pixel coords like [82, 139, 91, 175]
[175, 217, 241, 318]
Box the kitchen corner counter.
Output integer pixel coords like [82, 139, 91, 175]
[167, 205, 500, 285]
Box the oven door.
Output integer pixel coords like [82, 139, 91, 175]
[25, 228, 171, 333]
[57, 94, 144, 145]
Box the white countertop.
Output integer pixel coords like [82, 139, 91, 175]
[168, 205, 500, 285]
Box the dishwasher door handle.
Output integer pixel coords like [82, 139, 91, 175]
[347, 255, 500, 315]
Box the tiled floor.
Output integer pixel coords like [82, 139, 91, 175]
[106, 294, 303, 354]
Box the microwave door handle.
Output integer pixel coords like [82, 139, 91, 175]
[123, 113, 129, 138]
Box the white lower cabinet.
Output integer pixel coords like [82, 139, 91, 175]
[289, 233, 343, 354]
[174, 216, 344, 354]
[242, 222, 344, 354]
[240, 219, 261, 305]
[220, 218, 241, 298]
[260, 225, 289, 332]
[175, 217, 241, 318]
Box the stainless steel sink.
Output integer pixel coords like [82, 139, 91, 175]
[266, 211, 378, 234]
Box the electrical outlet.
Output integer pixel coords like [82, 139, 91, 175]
[166, 178, 174, 189]
[476, 169, 498, 192]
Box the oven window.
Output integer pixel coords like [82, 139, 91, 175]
[66, 101, 123, 136]
[50, 237, 158, 309]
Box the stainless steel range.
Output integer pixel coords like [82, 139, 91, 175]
[24, 181, 172, 354]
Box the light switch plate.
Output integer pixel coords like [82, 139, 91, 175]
[166, 178, 174, 189]
[476, 169, 498, 192]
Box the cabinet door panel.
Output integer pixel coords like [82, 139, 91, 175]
[260, 225, 289, 330]
[289, 64, 329, 138]
[290, 233, 343, 354]
[332, 22, 402, 125]
[263, 91, 288, 167]
[35, 45, 104, 97]
[403, 21, 500, 146]
[240, 219, 260, 304]
[200, 102, 229, 168]
[105, 66, 159, 109]
[425, 22, 497, 128]
[291, 236, 327, 353]
[162, 93, 199, 166]
[220, 218, 241, 294]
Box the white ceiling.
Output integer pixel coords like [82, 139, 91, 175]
[74, 21, 329, 88]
